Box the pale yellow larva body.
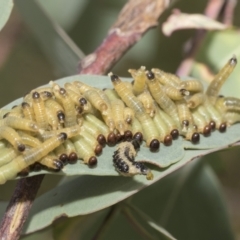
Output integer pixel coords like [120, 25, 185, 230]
[21, 102, 35, 121]
[0, 133, 67, 184]
[123, 107, 134, 124]
[73, 81, 93, 94]
[18, 131, 42, 148]
[191, 110, 211, 136]
[163, 85, 189, 100]
[128, 66, 147, 96]
[179, 80, 203, 93]
[45, 98, 65, 124]
[0, 147, 18, 167]
[187, 92, 205, 109]
[216, 97, 240, 113]
[104, 88, 120, 101]
[39, 153, 63, 170]
[206, 56, 237, 104]
[137, 91, 156, 117]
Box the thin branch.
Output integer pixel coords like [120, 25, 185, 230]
[221, 0, 237, 25]
[78, 0, 177, 75]
[0, 175, 44, 240]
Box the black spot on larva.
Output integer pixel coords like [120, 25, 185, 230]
[17, 144, 25, 152]
[107, 132, 116, 145]
[97, 134, 106, 146]
[30, 162, 42, 172]
[76, 106, 83, 114]
[229, 56, 237, 66]
[209, 121, 216, 131]
[203, 125, 211, 137]
[21, 102, 30, 108]
[54, 160, 64, 170]
[32, 91, 40, 99]
[88, 157, 98, 167]
[182, 120, 189, 127]
[219, 123, 227, 133]
[171, 129, 179, 139]
[132, 139, 140, 151]
[59, 132, 68, 141]
[110, 74, 119, 82]
[17, 167, 30, 177]
[124, 130, 133, 141]
[59, 88, 66, 95]
[95, 144, 103, 156]
[59, 153, 68, 164]
[79, 97, 87, 105]
[57, 111, 65, 122]
[133, 132, 143, 143]
[191, 132, 200, 144]
[68, 152, 78, 164]
[150, 139, 160, 152]
[43, 91, 52, 98]
[164, 135, 172, 146]
[146, 71, 155, 80]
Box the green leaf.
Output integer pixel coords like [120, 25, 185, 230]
[0, 0, 13, 31]
[15, 0, 84, 76]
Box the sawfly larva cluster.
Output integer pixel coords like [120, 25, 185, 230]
[0, 56, 239, 184]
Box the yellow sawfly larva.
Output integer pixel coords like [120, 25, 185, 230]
[0, 132, 68, 184]
[45, 98, 65, 124]
[128, 66, 147, 96]
[39, 153, 64, 171]
[73, 81, 93, 94]
[104, 88, 120, 101]
[21, 102, 35, 121]
[72, 135, 97, 166]
[137, 91, 156, 117]
[113, 140, 153, 180]
[216, 96, 240, 113]
[18, 131, 42, 148]
[179, 79, 204, 93]
[191, 110, 211, 136]
[0, 147, 18, 167]
[206, 56, 237, 104]
[54, 144, 69, 165]
[163, 85, 189, 100]
[63, 139, 78, 164]
[186, 92, 205, 109]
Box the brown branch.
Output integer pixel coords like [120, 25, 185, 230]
[78, 0, 176, 75]
[176, 0, 225, 76]
[221, 0, 237, 25]
[0, 175, 44, 240]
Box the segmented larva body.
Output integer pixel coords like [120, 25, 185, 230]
[206, 56, 237, 104]
[123, 107, 134, 124]
[0, 133, 67, 184]
[63, 139, 78, 164]
[21, 102, 35, 121]
[39, 153, 63, 171]
[0, 147, 18, 167]
[128, 66, 147, 96]
[216, 97, 240, 112]
[45, 98, 65, 124]
[164, 85, 189, 100]
[187, 92, 205, 109]
[137, 91, 156, 117]
[113, 141, 153, 180]
[179, 80, 203, 93]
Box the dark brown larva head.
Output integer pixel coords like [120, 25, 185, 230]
[21, 102, 30, 108]
[124, 130, 133, 141]
[146, 71, 155, 80]
[182, 120, 189, 127]
[57, 111, 65, 122]
[59, 88, 66, 95]
[59, 132, 68, 141]
[229, 55, 237, 66]
[17, 144, 26, 152]
[79, 97, 87, 106]
[17, 167, 30, 177]
[209, 121, 216, 131]
[107, 132, 116, 145]
[191, 132, 200, 144]
[95, 144, 103, 156]
[150, 139, 160, 152]
[133, 132, 143, 143]
[115, 131, 123, 143]
[132, 139, 140, 151]
[219, 123, 227, 133]
[59, 153, 68, 164]
[110, 74, 119, 82]
[97, 134, 106, 146]
[203, 125, 211, 137]
[170, 129, 179, 139]
[164, 135, 172, 146]
[68, 152, 78, 164]
[43, 91, 52, 98]
[88, 156, 98, 167]
[53, 160, 64, 171]
[32, 91, 40, 99]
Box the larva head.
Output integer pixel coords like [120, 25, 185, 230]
[108, 72, 120, 84]
[21, 102, 30, 108]
[191, 132, 200, 144]
[124, 130, 133, 141]
[131, 139, 140, 151]
[32, 91, 40, 99]
[209, 121, 216, 131]
[146, 70, 155, 81]
[95, 144, 103, 156]
[59, 153, 68, 165]
[133, 132, 143, 143]
[219, 123, 227, 132]
[170, 129, 179, 139]
[59, 132, 68, 141]
[57, 111, 65, 123]
[59, 88, 67, 95]
[17, 143, 26, 152]
[203, 125, 211, 137]
[88, 156, 98, 167]
[68, 152, 78, 164]
[97, 134, 106, 146]
[53, 160, 64, 171]
[164, 135, 172, 146]
[79, 97, 87, 106]
[182, 120, 189, 127]
[41, 91, 52, 99]
[115, 131, 124, 142]
[107, 132, 116, 145]
[150, 139, 160, 152]
[229, 55, 237, 66]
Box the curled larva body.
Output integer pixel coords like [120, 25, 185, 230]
[113, 141, 153, 179]
[65, 87, 84, 107]
[0, 147, 18, 167]
[0, 116, 39, 132]
[84, 113, 115, 145]
[206, 56, 237, 104]
[0, 126, 25, 152]
[52, 85, 77, 127]
[32, 91, 49, 130]
[128, 66, 147, 96]
[191, 110, 211, 136]
[137, 91, 156, 117]
[123, 107, 134, 124]
[179, 80, 203, 93]
[151, 68, 181, 88]
[187, 93, 205, 109]
[163, 85, 189, 100]
[216, 97, 240, 112]
[72, 136, 97, 166]
[45, 98, 65, 124]
[109, 73, 145, 116]
[45, 107, 61, 130]
[18, 131, 42, 147]
[0, 132, 67, 184]
[146, 71, 179, 123]
[111, 99, 126, 135]
[21, 102, 35, 121]
[153, 111, 172, 146]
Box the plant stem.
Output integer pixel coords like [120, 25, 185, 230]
[0, 175, 44, 240]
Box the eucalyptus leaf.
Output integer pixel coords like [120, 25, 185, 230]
[0, 0, 13, 31]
